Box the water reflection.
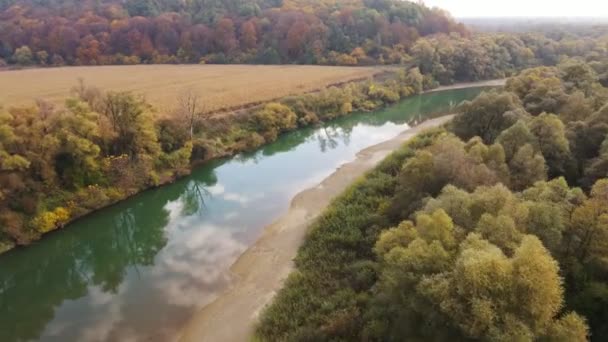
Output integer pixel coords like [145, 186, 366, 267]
[0, 87, 489, 342]
[152, 199, 246, 308]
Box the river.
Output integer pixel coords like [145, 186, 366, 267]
[0, 87, 488, 342]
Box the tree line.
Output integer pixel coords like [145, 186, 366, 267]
[256, 60, 608, 341]
[3, 0, 607, 88]
[0, 0, 465, 66]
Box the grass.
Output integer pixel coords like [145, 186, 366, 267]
[0, 64, 383, 113]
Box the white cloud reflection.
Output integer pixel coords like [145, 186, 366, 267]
[206, 183, 265, 206]
[151, 199, 247, 307]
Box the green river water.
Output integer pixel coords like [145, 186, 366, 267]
[0, 87, 488, 341]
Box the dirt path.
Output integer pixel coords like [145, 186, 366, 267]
[178, 115, 454, 342]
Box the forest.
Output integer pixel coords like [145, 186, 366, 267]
[256, 60, 608, 340]
[0, 0, 605, 80]
[0, 0, 466, 66]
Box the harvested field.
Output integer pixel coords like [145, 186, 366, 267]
[0, 64, 383, 112]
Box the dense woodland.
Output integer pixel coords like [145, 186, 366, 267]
[256, 61, 608, 341]
[0, 0, 606, 84]
[0, 0, 466, 66]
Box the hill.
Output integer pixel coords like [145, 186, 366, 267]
[0, 0, 465, 66]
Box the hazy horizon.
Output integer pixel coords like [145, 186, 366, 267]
[422, 0, 608, 18]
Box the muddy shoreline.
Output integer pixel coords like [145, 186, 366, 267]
[179, 115, 455, 342]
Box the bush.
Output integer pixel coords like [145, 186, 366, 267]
[251, 102, 297, 140]
[31, 207, 70, 233]
[13, 46, 33, 65]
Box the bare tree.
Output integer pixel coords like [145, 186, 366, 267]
[177, 88, 204, 140]
[71, 78, 103, 111]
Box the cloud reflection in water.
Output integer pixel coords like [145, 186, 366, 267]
[151, 197, 247, 308]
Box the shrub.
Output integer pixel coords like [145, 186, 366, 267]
[251, 102, 297, 140]
[31, 207, 70, 233]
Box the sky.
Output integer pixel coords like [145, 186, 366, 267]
[422, 0, 608, 18]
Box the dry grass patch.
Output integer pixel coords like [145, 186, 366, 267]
[0, 64, 383, 112]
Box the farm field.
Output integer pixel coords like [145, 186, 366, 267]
[0, 64, 383, 112]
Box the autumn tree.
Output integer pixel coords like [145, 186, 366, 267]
[452, 90, 525, 144]
[529, 113, 572, 178]
[374, 207, 588, 340]
[101, 91, 160, 159]
[240, 19, 258, 50]
[214, 17, 238, 54]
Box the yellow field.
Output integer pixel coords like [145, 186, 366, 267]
[0, 65, 382, 113]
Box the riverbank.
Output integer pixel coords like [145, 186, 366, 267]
[0, 69, 504, 255]
[179, 114, 454, 342]
[427, 78, 507, 92]
[0, 69, 402, 254]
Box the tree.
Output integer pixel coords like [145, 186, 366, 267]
[101, 92, 160, 159]
[405, 68, 424, 95]
[504, 66, 570, 115]
[286, 20, 311, 59]
[410, 38, 437, 75]
[524, 77, 568, 115]
[497, 120, 538, 161]
[176, 88, 204, 140]
[543, 313, 589, 341]
[53, 99, 103, 188]
[566, 179, 608, 267]
[251, 102, 297, 141]
[215, 18, 238, 54]
[375, 209, 584, 341]
[240, 20, 258, 50]
[529, 113, 572, 178]
[36, 50, 48, 65]
[13, 46, 33, 65]
[560, 60, 598, 97]
[390, 135, 509, 221]
[583, 149, 608, 190]
[452, 90, 525, 144]
[561, 91, 594, 123]
[76, 36, 101, 65]
[508, 144, 547, 191]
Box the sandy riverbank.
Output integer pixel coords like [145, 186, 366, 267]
[427, 78, 507, 92]
[179, 114, 455, 342]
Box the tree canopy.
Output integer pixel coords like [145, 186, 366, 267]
[256, 59, 608, 341]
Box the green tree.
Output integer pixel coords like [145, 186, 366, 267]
[497, 120, 538, 162]
[505, 66, 570, 115]
[452, 90, 525, 144]
[561, 91, 594, 123]
[53, 99, 103, 188]
[13, 46, 33, 65]
[101, 91, 160, 159]
[251, 102, 297, 141]
[509, 144, 547, 191]
[566, 179, 608, 267]
[559, 60, 598, 97]
[529, 113, 572, 178]
[404, 67, 424, 94]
